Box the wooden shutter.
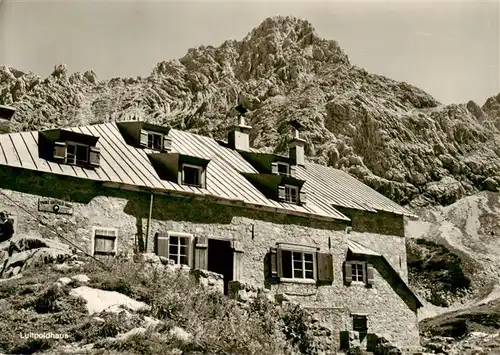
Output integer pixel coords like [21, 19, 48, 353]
[156, 232, 169, 258]
[271, 162, 278, 174]
[366, 263, 375, 285]
[163, 136, 172, 152]
[140, 130, 148, 147]
[317, 252, 334, 284]
[269, 247, 278, 278]
[277, 248, 284, 278]
[89, 146, 101, 167]
[299, 190, 307, 205]
[103, 238, 115, 253]
[94, 237, 105, 253]
[344, 261, 352, 284]
[290, 165, 297, 178]
[53, 141, 66, 161]
[194, 236, 208, 270]
[200, 169, 206, 189]
[278, 185, 285, 201]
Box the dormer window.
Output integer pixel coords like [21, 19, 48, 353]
[40, 129, 100, 168]
[53, 141, 100, 168]
[147, 131, 163, 151]
[66, 142, 89, 165]
[285, 185, 299, 203]
[271, 161, 296, 177]
[181, 164, 203, 187]
[277, 162, 290, 176]
[140, 129, 171, 152]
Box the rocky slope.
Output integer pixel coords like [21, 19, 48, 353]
[1, 16, 500, 207]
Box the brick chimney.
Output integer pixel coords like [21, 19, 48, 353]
[228, 105, 252, 151]
[289, 120, 306, 166]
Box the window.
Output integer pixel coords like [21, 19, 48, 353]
[352, 315, 368, 332]
[156, 232, 192, 267]
[351, 262, 365, 282]
[66, 142, 89, 165]
[147, 132, 163, 151]
[285, 185, 298, 204]
[277, 162, 290, 176]
[93, 227, 117, 256]
[281, 250, 316, 280]
[182, 164, 203, 187]
[169, 235, 190, 265]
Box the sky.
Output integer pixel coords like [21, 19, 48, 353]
[0, 0, 498, 105]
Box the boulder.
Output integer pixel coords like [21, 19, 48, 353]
[70, 286, 151, 315]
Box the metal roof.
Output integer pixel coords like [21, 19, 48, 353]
[347, 240, 381, 256]
[0, 121, 414, 221]
[0, 122, 349, 222]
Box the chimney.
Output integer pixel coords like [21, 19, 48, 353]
[289, 120, 306, 166]
[228, 105, 252, 151]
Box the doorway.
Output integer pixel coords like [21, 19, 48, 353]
[207, 239, 234, 295]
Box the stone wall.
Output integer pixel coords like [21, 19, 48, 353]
[0, 166, 419, 348]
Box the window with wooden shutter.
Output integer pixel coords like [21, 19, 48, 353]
[344, 261, 352, 284]
[53, 141, 66, 161]
[269, 247, 278, 278]
[271, 162, 279, 174]
[156, 232, 169, 258]
[194, 236, 208, 270]
[278, 185, 286, 201]
[140, 130, 148, 147]
[155, 231, 193, 267]
[93, 227, 117, 256]
[89, 146, 101, 168]
[290, 165, 297, 178]
[316, 252, 334, 284]
[277, 246, 317, 281]
[366, 263, 375, 285]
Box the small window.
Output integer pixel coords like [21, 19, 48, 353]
[182, 164, 203, 187]
[93, 227, 117, 256]
[66, 142, 89, 165]
[351, 262, 365, 282]
[285, 185, 298, 204]
[353, 315, 368, 332]
[277, 162, 290, 176]
[282, 250, 315, 280]
[156, 232, 192, 267]
[147, 132, 163, 151]
[168, 235, 190, 265]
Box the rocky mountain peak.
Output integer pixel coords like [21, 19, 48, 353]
[1, 17, 500, 208]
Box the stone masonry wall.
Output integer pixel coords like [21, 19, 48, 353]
[0, 166, 419, 348]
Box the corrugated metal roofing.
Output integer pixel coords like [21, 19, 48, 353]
[347, 240, 381, 256]
[0, 121, 414, 220]
[0, 122, 350, 222]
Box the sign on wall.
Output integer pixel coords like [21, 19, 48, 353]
[38, 198, 73, 215]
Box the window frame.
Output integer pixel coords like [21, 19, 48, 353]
[158, 231, 194, 267]
[147, 131, 164, 151]
[277, 162, 290, 176]
[284, 184, 299, 204]
[65, 141, 90, 166]
[350, 261, 366, 284]
[181, 163, 204, 188]
[92, 226, 118, 256]
[278, 244, 318, 284]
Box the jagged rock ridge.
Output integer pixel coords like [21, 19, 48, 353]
[1, 16, 500, 207]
